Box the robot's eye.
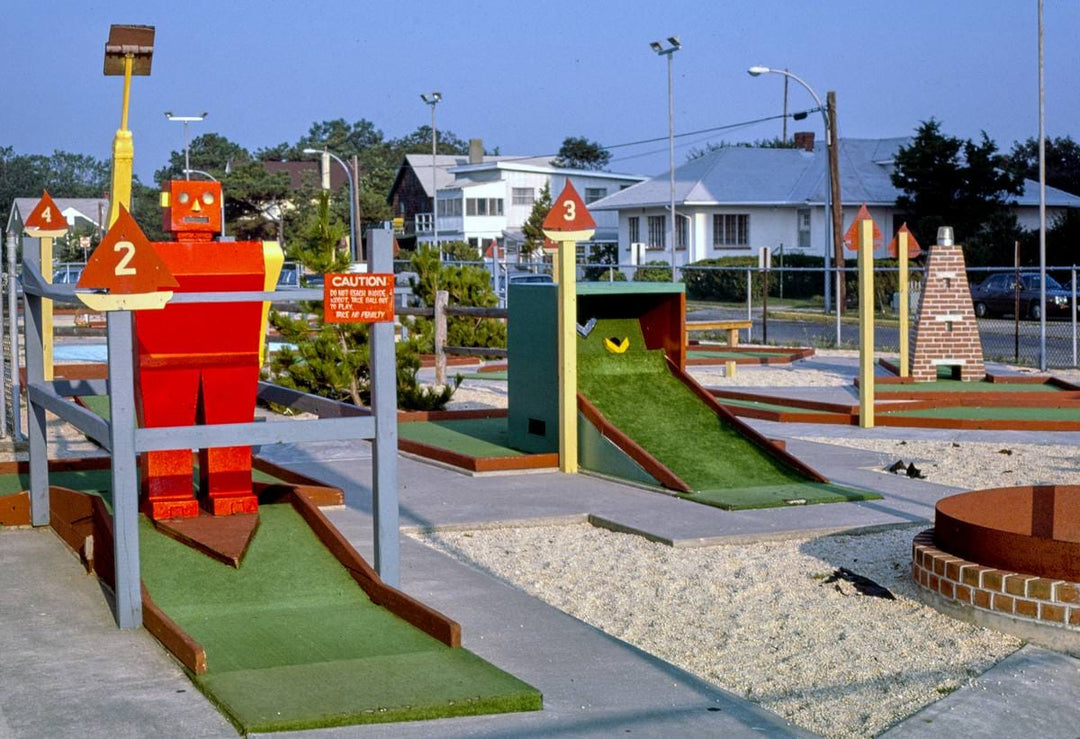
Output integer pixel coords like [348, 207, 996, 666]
[177, 192, 190, 204]
[202, 192, 215, 205]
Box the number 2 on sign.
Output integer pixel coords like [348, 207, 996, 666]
[562, 199, 575, 221]
[114, 241, 136, 276]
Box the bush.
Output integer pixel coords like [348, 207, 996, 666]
[633, 260, 674, 282]
[408, 246, 506, 351]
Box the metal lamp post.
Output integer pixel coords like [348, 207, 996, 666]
[421, 92, 442, 260]
[651, 37, 681, 282]
[164, 112, 207, 181]
[302, 147, 358, 263]
[748, 66, 834, 313]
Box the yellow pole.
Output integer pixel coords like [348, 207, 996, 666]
[40, 237, 54, 381]
[898, 230, 909, 377]
[859, 219, 875, 428]
[557, 239, 578, 473]
[107, 54, 135, 227]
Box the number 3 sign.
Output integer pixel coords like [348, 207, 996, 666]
[542, 180, 596, 245]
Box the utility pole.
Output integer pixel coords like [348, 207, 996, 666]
[782, 70, 789, 142]
[827, 91, 844, 312]
[352, 155, 362, 263]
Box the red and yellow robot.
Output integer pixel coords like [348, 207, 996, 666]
[134, 179, 283, 520]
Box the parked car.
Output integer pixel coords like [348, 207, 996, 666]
[970, 272, 1074, 320]
[507, 272, 553, 285]
[53, 263, 84, 285]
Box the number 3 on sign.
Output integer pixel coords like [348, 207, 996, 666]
[563, 199, 576, 221]
[114, 241, 137, 276]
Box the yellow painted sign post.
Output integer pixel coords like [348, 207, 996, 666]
[887, 223, 921, 378]
[542, 182, 596, 474]
[103, 25, 154, 227]
[23, 191, 68, 381]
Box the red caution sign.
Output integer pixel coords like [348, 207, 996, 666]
[78, 206, 178, 294]
[324, 273, 396, 323]
[24, 190, 69, 238]
[843, 204, 884, 252]
[543, 180, 597, 234]
[887, 222, 922, 259]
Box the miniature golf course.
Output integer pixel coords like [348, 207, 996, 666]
[139, 503, 540, 732]
[576, 318, 877, 509]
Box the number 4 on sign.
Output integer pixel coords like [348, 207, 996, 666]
[23, 190, 69, 238]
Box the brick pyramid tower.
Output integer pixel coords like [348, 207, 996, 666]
[910, 241, 985, 382]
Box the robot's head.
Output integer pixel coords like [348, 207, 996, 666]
[161, 180, 222, 236]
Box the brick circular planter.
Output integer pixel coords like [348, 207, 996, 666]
[913, 485, 1080, 653]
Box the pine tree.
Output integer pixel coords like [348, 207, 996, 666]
[521, 182, 552, 259]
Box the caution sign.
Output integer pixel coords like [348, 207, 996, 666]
[324, 273, 395, 324]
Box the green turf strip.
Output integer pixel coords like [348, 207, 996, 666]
[0, 469, 112, 500]
[140, 504, 540, 731]
[398, 418, 524, 457]
[686, 350, 783, 359]
[884, 405, 1080, 421]
[683, 482, 878, 510]
[713, 397, 822, 414]
[459, 371, 508, 381]
[577, 318, 877, 508]
[875, 379, 1062, 393]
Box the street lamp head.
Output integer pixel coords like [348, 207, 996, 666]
[747, 66, 771, 77]
[667, 36, 681, 49]
[649, 41, 663, 53]
[301, 148, 321, 155]
[421, 92, 442, 104]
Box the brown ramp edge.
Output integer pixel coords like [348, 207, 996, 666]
[577, 394, 691, 493]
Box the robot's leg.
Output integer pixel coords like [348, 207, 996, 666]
[137, 367, 200, 520]
[197, 364, 259, 516]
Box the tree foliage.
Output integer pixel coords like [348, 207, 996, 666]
[520, 182, 552, 259]
[891, 119, 1024, 265]
[552, 136, 611, 170]
[407, 246, 506, 351]
[1007, 135, 1080, 197]
[0, 147, 110, 230]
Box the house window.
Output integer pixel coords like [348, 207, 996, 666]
[628, 216, 639, 244]
[713, 214, 749, 248]
[466, 198, 504, 216]
[437, 199, 462, 217]
[585, 187, 607, 204]
[512, 187, 534, 205]
[647, 215, 666, 249]
[677, 216, 688, 250]
[797, 209, 811, 248]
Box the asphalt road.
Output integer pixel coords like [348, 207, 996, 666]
[687, 306, 1080, 369]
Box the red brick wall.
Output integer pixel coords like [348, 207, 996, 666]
[910, 244, 985, 382]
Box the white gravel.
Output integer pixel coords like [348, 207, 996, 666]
[412, 524, 1020, 738]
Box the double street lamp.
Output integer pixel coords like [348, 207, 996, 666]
[651, 37, 681, 282]
[302, 147, 358, 263]
[747, 66, 835, 313]
[421, 92, 442, 260]
[164, 111, 207, 181]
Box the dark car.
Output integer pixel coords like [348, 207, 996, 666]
[970, 272, 1074, 320]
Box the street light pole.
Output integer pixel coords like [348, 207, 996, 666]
[164, 112, 207, 181]
[748, 66, 833, 314]
[651, 37, 681, 283]
[421, 92, 442, 261]
[303, 147, 358, 263]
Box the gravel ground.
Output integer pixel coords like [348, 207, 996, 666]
[420, 351, 1062, 737]
[412, 524, 1020, 738]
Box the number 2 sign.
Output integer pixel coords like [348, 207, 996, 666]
[77, 205, 178, 297]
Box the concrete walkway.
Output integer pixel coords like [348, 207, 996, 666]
[1, 356, 1079, 735]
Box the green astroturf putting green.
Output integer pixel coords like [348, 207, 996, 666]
[460, 370, 508, 381]
[0, 469, 112, 501]
[398, 417, 524, 457]
[577, 318, 878, 509]
[883, 405, 1080, 421]
[876, 379, 1063, 393]
[140, 504, 540, 731]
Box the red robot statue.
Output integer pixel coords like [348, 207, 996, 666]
[134, 180, 283, 520]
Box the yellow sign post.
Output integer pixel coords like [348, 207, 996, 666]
[103, 25, 154, 227]
[23, 191, 68, 381]
[542, 182, 595, 474]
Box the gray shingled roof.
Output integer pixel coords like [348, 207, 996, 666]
[590, 137, 1080, 211]
[403, 154, 540, 197]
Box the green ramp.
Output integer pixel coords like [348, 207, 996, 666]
[140, 504, 540, 732]
[577, 318, 878, 510]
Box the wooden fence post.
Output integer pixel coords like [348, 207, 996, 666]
[434, 290, 448, 385]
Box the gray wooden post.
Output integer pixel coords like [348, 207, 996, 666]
[106, 310, 142, 629]
[434, 289, 448, 386]
[367, 227, 400, 586]
[8, 234, 21, 441]
[22, 239, 49, 526]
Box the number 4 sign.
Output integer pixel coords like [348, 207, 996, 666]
[542, 180, 596, 244]
[23, 190, 69, 238]
[76, 205, 178, 311]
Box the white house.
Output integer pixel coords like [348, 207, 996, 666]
[589, 134, 1080, 266]
[434, 158, 645, 256]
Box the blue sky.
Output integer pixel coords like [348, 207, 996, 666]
[4, 1, 1077, 182]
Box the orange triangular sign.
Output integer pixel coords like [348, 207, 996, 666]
[484, 238, 500, 258]
[543, 181, 597, 233]
[24, 191, 69, 237]
[78, 206, 179, 294]
[843, 204, 884, 252]
[887, 222, 922, 259]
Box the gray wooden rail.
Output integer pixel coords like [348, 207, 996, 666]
[399, 290, 509, 384]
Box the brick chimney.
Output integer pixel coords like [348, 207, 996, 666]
[469, 138, 484, 164]
[793, 131, 815, 152]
